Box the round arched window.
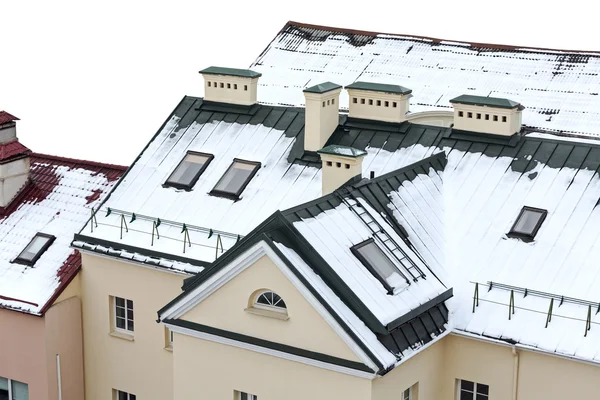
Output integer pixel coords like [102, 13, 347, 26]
[254, 291, 287, 312]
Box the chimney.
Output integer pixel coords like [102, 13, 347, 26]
[317, 145, 367, 195]
[0, 111, 31, 207]
[450, 95, 524, 136]
[199, 66, 262, 106]
[345, 82, 412, 123]
[303, 82, 342, 152]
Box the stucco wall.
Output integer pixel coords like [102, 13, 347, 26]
[304, 89, 341, 151]
[181, 254, 361, 363]
[80, 252, 186, 400]
[53, 273, 81, 305]
[45, 296, 84, 400]
[0, 308, 48, 399]
[372, 338, 446, 400]
[173, 332, 372, 400]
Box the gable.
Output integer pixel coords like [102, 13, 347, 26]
[180, 254, 362, 363]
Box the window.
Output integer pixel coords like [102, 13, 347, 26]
[336, 162, 341, 168]
[385, 101, 389, 107]
[353, 98, 357, 104]
[476, 113, 481, 119]
[493, 115, 498, 121]
[244, 85, 248, 91]
[14, 233, 55, 266]
[332, 98, 335, 105]
[458, 380, 488, 400]
[213, 81, 217, 87]
[210, 159, 261, 199]
[164, 151, 214, 190]
[234, 84, 238, 89]
[369, 99, 373, 105]
[114, 389, 136, 400]
[345, 164, 350, 169]
[0, 377, 28, 400]
[327, 99, 330, 105]
[393, 102, 397, 108]
[322, 101, 325, 107]
[208, 81, 211, 87]
[227, 83, 231, 89]
[467, 112, 473, 118]
[255, 291, 287, 311]
[458, 111, 464, 117]
[114, 296, 134, 332]
[508, 206, 547, 241]
[235, 391, 257, 400]
[351, 238, 404, 293]
[502, 116, 507, 122]
[326, 161, 332, 166]
[485, 114, 490, 120]
[403, 388, 411, 400]
[361, 98, 365, 104]
[377, 100, 381, 106]
[220, 82, 224, 88]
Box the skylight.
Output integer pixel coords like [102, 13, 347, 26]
[14, 233, 56, 266]
[210, 159, 260, 199]
[351, 239, 404, 294]
[164, 151, 214, 190]
[508, 206, 547, 241]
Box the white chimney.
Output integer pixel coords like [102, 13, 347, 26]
[317, 145, 367, 195]
[303, 82, 342, 152]
[199, 67, 262, 106]
[0, 111, 30, 207]
[450, 95, 524, 136]
[345, 82, 412, 123]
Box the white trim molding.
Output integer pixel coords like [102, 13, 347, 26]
[165, 322, 377, 380]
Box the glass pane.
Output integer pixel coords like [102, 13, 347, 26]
[513, 209, 544, 234]
[130, 395, 136, 400]
[357, 243, 399, 284]
[116, 306, 125, 318]
[19, 236, 49, 261]
[460, 391, 473, 400]
[256, 294, 270, 305]
[127, 309, 134, 320]
[167, 154, 209, 186]
[241, 392, 248, 400]
[476, 394, 488, 400]
[11, 381, 29, 400]
[116, 317, 126, 329]
[126, 300, 133, 310]
[476, 384, 489, 395]
[118, 391, 128, 400]
[213, 162, 256, 194]
[116, 297, 125, 307]
[0, 377, 7, 391]
[461, 380, 474, 391]
[128, 319, 134, 332]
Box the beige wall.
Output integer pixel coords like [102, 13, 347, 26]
[80, 253, 186, 400]
[202, 74, 259, 105]
[181, 254, 361, 363]
[45, 296, 85, 400]
[304, 89, 341, 151]
[452, 104, 522, 136]
[0, 309, 48, 399]
[320, 153, 364, 195]
[53, 273, 81, 305]
[0, 156, 30, 207]
[173, 332, 372, 400]
[373, 338, 446, 400]
[347, 89, 409, 123]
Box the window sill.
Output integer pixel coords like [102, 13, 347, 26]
[164, 345, 173, 353]
[245, 307, 289, 321]
[109, 330, 134, 341]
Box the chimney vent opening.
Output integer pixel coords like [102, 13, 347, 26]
[370, 171, 375, 179]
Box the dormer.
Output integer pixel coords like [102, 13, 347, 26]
[345, 82, 412, 123]
[199, 66, 262, 106]
[0, 111, 31, 207]
[317, 145, 366, 195]
[450, 95, 524, 136]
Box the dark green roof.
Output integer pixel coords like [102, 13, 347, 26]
[345, 81, 412, 95]
[449, 94, 522, 109]
[199, 66, 262, 78]
[303, 82, 342, 94]
[317, 145, 367, 158]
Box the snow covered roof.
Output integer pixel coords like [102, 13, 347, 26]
[0, 153, 125, 315]
[251, 21, 600, 138]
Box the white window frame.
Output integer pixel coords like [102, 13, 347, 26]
[113, 296, 134, 333]
[253, 290, 287, 314]
[402, 387, 412, 400]
[457, 379, 489, 400]
[235, 390, 257, 400]
[0, 377, 28, 400]
[114, 389, 136, 400]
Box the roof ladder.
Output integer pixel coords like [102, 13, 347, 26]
[342, 194, 425, 282]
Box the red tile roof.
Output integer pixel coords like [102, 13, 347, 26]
[0, 111, 19, 125]
[0, 140, 31, 162]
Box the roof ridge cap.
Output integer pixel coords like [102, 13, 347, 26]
[30, 152, 128, 171]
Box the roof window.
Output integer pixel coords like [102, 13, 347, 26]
[508, 206, 547, 241]
[210, 159, 260, 199]
[164, 151, 214, 191]
[14, 233, 56, 266]
[351, 238, 404, 294]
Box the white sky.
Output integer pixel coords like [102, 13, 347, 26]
[1, 0, 597, 165]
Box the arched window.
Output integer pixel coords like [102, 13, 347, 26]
[255, 291, 287, 311]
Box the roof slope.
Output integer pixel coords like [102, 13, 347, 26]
[251, 21, 600, 137]
[0, 153, 125, 314]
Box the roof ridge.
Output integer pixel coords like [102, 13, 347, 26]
[283, 21, 600, 55]
[30, 152, 128, 172]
